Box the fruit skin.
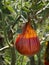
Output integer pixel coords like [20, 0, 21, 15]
[15, 22, 40, 56]
[15, 36, 40, 56]
[44, 60, 49, 65]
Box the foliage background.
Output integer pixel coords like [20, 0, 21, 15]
[0, 0, 49, 65]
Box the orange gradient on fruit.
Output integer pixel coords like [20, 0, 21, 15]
[15, 22, 40, 56]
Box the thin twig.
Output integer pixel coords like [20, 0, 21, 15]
[0, 46, 9, 52]
[36, 3, 49, 15]
[12, 15, 21, 28]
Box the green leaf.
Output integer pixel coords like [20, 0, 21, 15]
[25, 1, 32, 8]
[2, 7, 11, 14]
[0, 10, 2, 20]
[31, 1, 44, 11]
[22, 7, 30, 13]
[21, 11, 27, 19]
[8, 16, 14, 21]
[7, 5, 15, 13]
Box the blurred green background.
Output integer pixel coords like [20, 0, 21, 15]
[0, 0, 49, 65]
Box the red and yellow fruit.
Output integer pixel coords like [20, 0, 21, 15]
[15, 22, 40, 56]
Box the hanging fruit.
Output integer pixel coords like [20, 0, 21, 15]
[15, 21, 40, 56]
[44, 41, 49, 65]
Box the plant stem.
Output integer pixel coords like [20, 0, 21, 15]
[21, 56, 24, 65]
[29, 56, 36, 65]
[11, 45, 16, 65]
[12, 15, 21, 28]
